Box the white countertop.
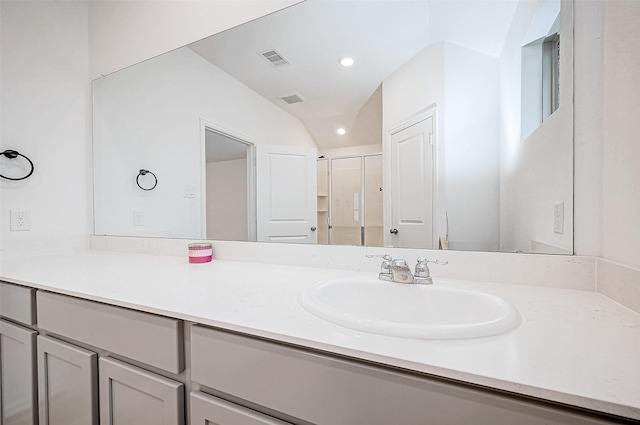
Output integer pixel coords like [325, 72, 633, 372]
[1, 250, 639, 420]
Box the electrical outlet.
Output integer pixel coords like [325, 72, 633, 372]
[554, 202, 564, 234]
[133, 209, 145, 226]
[10, 209, 31, 231]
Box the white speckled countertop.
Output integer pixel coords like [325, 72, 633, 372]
[1, 250, 639, 420]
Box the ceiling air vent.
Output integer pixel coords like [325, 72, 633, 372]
[280, 93, 304, 105]
[260, 49, 290, 68]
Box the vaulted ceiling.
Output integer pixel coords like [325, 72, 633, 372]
[190, 0, 519, 150]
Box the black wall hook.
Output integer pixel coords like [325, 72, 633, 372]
[0, 150, 34, 181]
[136, 169, 157, 191]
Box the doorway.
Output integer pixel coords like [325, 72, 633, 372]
[202, 124, 256, 241]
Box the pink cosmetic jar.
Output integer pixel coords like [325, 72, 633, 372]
[188, 243, 213, 263]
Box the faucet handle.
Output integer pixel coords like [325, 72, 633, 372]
[415, 257, 430, 277]
[366, 254, 392, 261]
[366, 254, 394, 280]
[414, 257, 448, 284]
[417, 257, 448, 265]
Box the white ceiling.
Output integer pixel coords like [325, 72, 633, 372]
[205, 130, 248, 163]
[190, 0, 518, 150]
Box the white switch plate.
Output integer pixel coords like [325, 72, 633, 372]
[554, 202, 564, 234]
[184, 185, 196, 198]
[10, 209, 31, 231]
[133, 209, 145, 226]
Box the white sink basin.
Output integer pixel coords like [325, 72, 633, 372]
[298, 278, 521, 340]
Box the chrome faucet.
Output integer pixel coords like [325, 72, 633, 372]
[367, 255, 448, 284]
[390, 258, 415, 283]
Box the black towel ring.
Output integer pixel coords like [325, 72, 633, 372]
[0, 150, 34, 181]
[136, 169, 157, 191]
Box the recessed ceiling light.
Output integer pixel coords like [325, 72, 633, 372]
[337, 128, 346, 135]
[339, 57, 354, 67]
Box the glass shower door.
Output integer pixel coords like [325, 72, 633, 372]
[330, 157, 362, 246]
[364, 154, 383, 247]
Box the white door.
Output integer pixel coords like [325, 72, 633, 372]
[256, 144, 317, 243]
[390, 117, 434, 249]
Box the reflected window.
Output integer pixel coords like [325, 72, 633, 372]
[542, 33, 560, 118]
[520, 0, 561, 140]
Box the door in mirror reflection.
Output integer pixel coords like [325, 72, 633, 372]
[390, 116, 435, 249]
[256, 144, 317, 243]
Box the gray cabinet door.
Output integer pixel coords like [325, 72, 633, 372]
[190, 392, 290, 425]
[99, 357, 184, 425]
[36, 336, 98, 425]
[0, 320, 37, 425]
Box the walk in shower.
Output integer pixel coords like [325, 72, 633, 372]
[317, 154, 383, 246]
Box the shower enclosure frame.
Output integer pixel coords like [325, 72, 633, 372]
[321, 153, 383, 247]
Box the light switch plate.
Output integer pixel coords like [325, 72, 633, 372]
[133, 209, 145, 226]
[184, 185, 196, 198]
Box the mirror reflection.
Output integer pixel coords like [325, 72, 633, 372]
[93, 0, 574, 254]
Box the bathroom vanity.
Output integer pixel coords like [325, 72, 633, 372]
[1, 250, 639, 425]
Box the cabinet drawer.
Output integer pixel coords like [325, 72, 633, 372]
[191, 392, 291, 425]
[191, 326, 618, 425]
[37, 291, 183, 374]
[0, 281, 36, 325]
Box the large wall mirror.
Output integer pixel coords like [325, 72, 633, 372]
[93, 0, 574, 254]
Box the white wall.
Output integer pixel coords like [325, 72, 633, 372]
[443, 43, 500, 251]
[93, 47, 316, 238]
[382, 42, 500, 251]
[600, 0, 640, 270]
[206, 159, 247, 241]
[0, 1, 89, 254]
[346, 85, 382, 151]
[499, 0, 574, 254]
[573, 0, 603, 258]
[572, 0, 640, 273]
[319, 144, 381, 159]
[382, 43, 445, 132]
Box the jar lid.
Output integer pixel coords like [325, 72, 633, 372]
[188, 243, 212, 250]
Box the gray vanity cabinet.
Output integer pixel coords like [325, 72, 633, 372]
[0, 320, 38, 425]
[99, 357, 184, 425]
[36, 291, 185, 425]
[36, 335, 98, 425]
[191, 326, 622, 425]
[36, 291, 184, 375]
[190, 392, 291, 425]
